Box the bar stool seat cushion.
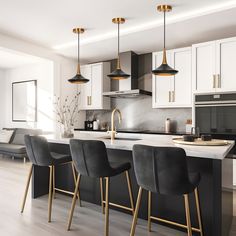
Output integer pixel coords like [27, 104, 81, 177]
[107, 162, 131, 177]
[51, 152, 72, 165]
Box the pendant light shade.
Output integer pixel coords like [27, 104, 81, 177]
[68, 28, 89, 84]
[152, 5, 178, 76]
[108, 18, 130, 80]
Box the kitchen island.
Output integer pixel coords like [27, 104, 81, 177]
[32, 131, 234, 236]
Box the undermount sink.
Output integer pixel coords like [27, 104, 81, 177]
[100, 136, 141, 141]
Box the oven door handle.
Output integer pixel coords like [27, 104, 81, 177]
[195, 103, 236, 107]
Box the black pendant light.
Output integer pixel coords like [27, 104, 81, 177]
[108, 18, 130, 80]
[68, 28, 89, 84]
[152, 5, 178, 76]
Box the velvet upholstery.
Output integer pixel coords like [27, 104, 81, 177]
[70, 139, 131, 178]
[24, 135, 71, 166]
[132, 145, 200, 195]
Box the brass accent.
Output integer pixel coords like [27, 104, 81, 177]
[217, 74, 221, 88]
[194, 188, 204, 236]
[67, 174, 81, 231]
[130, 187, 143, 236]
[162, 48, 167, 64]
[157, 5, 172, 12]
[48, 166, 53, 223]
[125, 171, 135, 214]
[111, 108, 122, 140]
[213, 74, 216, 88]
[87, 96, 89, 106]
[76, 64, 81, 75]
[172, 91, 175, 102]
[148, 191, 152, 232]
[71, 162, 81, 206]
[100, 178, 105, 214]
[117, 56, 121, 69]
[52, 166, 56, 199]
[184, 194, 193, 236]
[73, 28, 85, 34]
[168, 91, 171, 102]
[150, 216, 200, 232]
[112, 17, 125, 24]
[105, 177, 110, 236]
[102, 201, 134, 212]
[21, 164, 33, 213]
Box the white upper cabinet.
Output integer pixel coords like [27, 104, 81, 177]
[79, 62, 110, 110]
[216, 37, 236, 91]
[192, 37, 236, 93]
[152, 47, 192, 108]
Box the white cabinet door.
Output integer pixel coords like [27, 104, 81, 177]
[216, 37, 236, 91]
[79, 65, 91, 109]
[172, 47, 192, 107]
[90, 63, 102, 109]
[192, 41, 216, 93]
[152, 51, 172, 108]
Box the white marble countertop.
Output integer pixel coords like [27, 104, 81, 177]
[46, 131, 235, 160]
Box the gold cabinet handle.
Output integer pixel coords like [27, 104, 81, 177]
[218, 74, 221, 88]
[172, 91, 175, 102]
[168, 91, 171, 102]
[87, 96, 89, 105]
[213, 75, 216, 88]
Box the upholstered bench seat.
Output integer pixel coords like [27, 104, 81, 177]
[0, 143, 26, 155]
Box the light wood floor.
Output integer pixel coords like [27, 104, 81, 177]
[0, 156, 235, 236]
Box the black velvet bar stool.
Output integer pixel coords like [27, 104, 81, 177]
[130, 145, 203, 236]
[67, 139, 135, 236]
[21, 135, 79, 222]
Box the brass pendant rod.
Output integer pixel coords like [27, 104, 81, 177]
[162, 11, 167, 64]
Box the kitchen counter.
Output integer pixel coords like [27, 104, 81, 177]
[47, 131, 234, 160]
[33, 132, 234, 236]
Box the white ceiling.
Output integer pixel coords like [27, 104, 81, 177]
[0, 0, 236, 63]
[0, 48, 46, 69]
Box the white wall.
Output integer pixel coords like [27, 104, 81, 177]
[0, 69, 6, 128]
[0, 32, 86, 133]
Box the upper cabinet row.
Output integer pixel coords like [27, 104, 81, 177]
[78, 62, 110, 110]
[152, 47, 192, 108]
[192, 37, 236, 93]
[152, 36, 236, 108]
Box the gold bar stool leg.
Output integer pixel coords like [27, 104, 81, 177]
[125, 171, 135, 214]
[184, 194, 192, 236]
[67, 174, 81, 231]
[148, 191, 152, 232]
[195, 188, 203, 236]
[48, 166, 53, 222]
[71, 162, 81, 207]
[130, 187, 143, 236]
[104, 177, 110, 236]
[53, 166, 56, 199]
[100, 177, 105, 214]
[21, 164, 33, 213]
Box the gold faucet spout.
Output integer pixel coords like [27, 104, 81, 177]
[111, 108, 122, 140]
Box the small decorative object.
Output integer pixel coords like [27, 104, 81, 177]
[185, 119, 192, 134]
[191, 127, 200, 138]
[201, 134, 212, 141]
[165, 118, 171, 133]
[53, 93, 80, 138]
[183, 135, 195, 142]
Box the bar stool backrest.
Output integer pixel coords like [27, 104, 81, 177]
[24, 135, 53, 166]
[69, 139, 112, 178]
[133, 145, 191, 195]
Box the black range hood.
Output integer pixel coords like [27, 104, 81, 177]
[103, 51, 152, 98]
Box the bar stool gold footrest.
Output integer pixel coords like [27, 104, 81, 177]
[150, 216, 201, 233]
[54, 188, 74, 196]
[102, 201, 133, 212]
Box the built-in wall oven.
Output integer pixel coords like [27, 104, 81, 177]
[194, 93, 236, 134]
[193, 92, 236, 153]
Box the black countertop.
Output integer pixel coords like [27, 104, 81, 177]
[74, 128, 187, 136]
